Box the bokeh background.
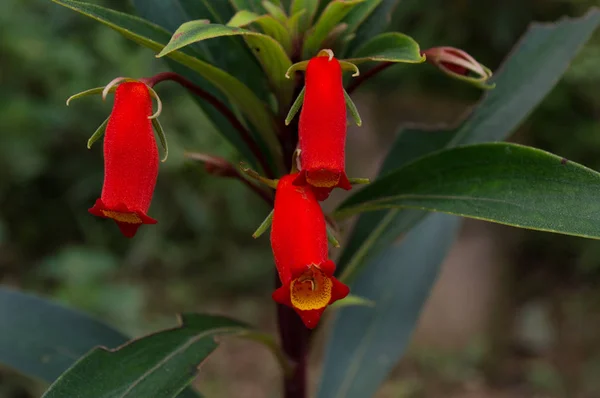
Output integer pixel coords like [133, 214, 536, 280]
[1, 0, 600, 397]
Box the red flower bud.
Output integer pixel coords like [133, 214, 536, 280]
[89, 82, 159, 238]
[422, 46, 494, 89]
[271, 174, 349, 328]
[295, 53, 352, 200]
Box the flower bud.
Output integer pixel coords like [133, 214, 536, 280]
[295, 52, 352, 200]
[271, 174, 349, 328]
[423, 46, 494, 89]
[88, 82, 159, 238]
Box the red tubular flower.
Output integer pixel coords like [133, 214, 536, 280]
[88, 82, 159, 238]
[271, 174, 349, 328]
[294, 52, 351, 200]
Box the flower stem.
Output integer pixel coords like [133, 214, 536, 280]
[276, 278, 310, 398]
[345, 62, 393, 95]
[185, 152, 274, 206]
[142, 72, 274, 178]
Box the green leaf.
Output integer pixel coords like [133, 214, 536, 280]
[338, 8, 600, 279]
[318, 213, 461, 398]
[0, 288, 127, 383]
[290, 0, 320, 33]
[228, 10, 292, 54]
[231, 0, 267, 13]
[341, 0, 382, 36]
[343, 0, 400, 57]
[43, 314, 246, 398]
[303, 0, 366, 59]
[346, 32, 425, 64]
[158, 20, 294, 109]
[337, 143, 600, 239]
[51, 0, 281, 174]
[87, 117, 109, 149]
[262, 0, 288, 25]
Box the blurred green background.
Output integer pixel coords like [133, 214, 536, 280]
[1, 0, 600, 397]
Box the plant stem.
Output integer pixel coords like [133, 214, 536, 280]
[346, 62, 393, 95]
[276, 277, 310, 398]
[142, 72, 274, 178]
[185, 152, 274, 206]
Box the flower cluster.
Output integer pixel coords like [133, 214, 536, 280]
[70, 43, 490, 328]
[268, 52, 355, 328]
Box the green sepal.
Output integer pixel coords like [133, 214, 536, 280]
[285, 86, 305, 125]
[348, 177, 370, 184]
[344, 89, 362, 126]
[66, 87, 106, 106]
[329, 294, 375, 309]
[252, 209, 274, 239]
[327, 224, 341, 248]
[240, 163, 279, 188]
[87, 117, 109, 149]
[151, 118, 168, 163]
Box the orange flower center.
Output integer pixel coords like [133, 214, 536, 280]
[290, 266, 332, 311]
[102, 210, 142, 224]
[306, 169, 340, 188]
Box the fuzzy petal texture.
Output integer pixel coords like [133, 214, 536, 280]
[270, 174, 350, 328]
[296, 54, 351, 199]
[89, 82, 159, 238]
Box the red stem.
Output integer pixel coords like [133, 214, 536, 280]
[185, 152, 274, 206]
[142, 72, 274, 178]
[346, 62, 393, 95]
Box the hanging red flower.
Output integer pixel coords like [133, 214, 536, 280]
[271, 174, 349, 328]
[294, 52, 351, 201]
[88, 82, 159, 238]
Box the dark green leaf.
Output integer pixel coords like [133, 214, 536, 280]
[0, 288, 127, 382]
[230, 0, 267, 14]
[290, 0, 320, 34]
[318, 213, 461, 398]
[343, 0, 400, 57]
[131, 0, 270, 104]
[347, 32, 424, 64]
[341, 0, 382, 37]
[337, 143, 600, 240]
[338, 8, 600, 278]
[42, 314, 246, 398]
